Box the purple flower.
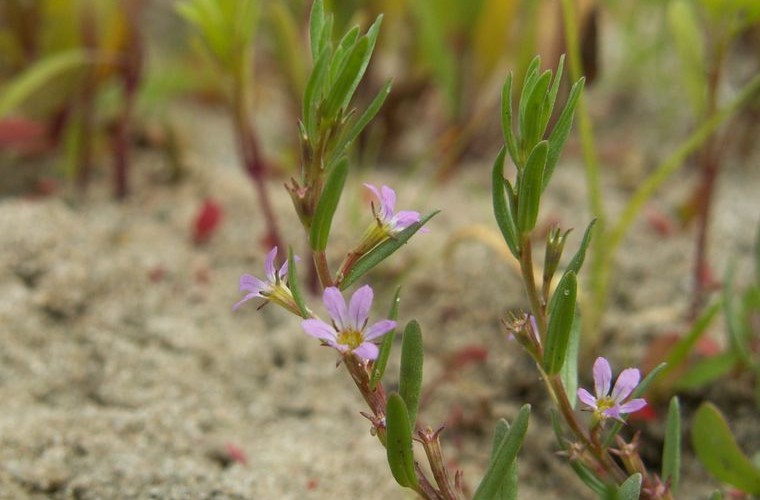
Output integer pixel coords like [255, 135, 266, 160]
[577, 357, 647, 422]
[364, 184, 422, 233]
[233, 247, 301, 316]
[301, 285, 396, 361]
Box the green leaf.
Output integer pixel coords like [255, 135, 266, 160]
[309, 157, 348, 251]
[0, 50, 90, 117]
[339, 211, 439, 290]
[543, 271, 577, 374]
[473, 405, 530, 500]
[662, 397, 681, 493]
[668, 0, 707, 116]
[309, 0, 326, 59]
[287, 247, 308, 317]
[399, 320, 424, 430]
[322, 36, 370, 121]
[724, 263, 752, 365]
[662, 299, 722, 379]
[566, 219, 597, 275]
[540, 54, 565, 135]
[559, 306, 582, 408]
[328, 25, 360, 84]
[616, 473, 642, 500]
[708, 490, 724, 500]
[675, 352, 737, 390]
[488, 419, 517, 500]
[517, 57, 541, 143]
[517, 141, 547, 234]
[333, 79, 392, 156]
[754, 221, 760, 285]
[386, 393, 419, 488]
[692, 402, 760, 494]
[520, 69, 552, 150]
[303, 47, 331, 139]
[492, 147, 520, 258]
[501, 73, 520, 167]
[370, 287, 400, 390]
[544, 77, 584, 191]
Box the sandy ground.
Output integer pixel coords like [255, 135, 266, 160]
[1, 102, 759, 499]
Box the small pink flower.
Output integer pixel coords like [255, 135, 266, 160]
[301, 285, 396, 361]
[233, 247, 301, 315]
[577, 357, 647, 422]
[364, 184, 422, 234]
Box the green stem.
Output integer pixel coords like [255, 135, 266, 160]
[313, 250, 333, 288]
[519, 235, 547, 335]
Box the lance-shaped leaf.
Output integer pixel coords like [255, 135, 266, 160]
[339, 211, 438, 289]
[724, 263, 752, 365]
[303, 47, 330, 139]
[675, 352, 737, 390]
[386, 393, 419, 488]
[517, 141, 547, 234]
[520, 70, 552, 151]
[399, 320, 424, 430]
[517, 57, 541, 144]
[692, 402, 760, 494]
[332, 79, 392, 157]
[328, 26, 360, 86]
[539, 55, 565, 136]
[544, 77, 584, 191]
[617, 473, 642, 500]
[370, 286, 401, 390]
[309, 157, 348, 251]
[287, 247, 308, 318]
[473, 404, 530, 500]
[662, 397, 681, 493]
[492, 147, 520, 258]
[559, 306, 582, 408]
[543, 271, 577, 374]
[566, 218, 597, 275]
[501, 74, 520, 167]
[322, 36, 370, 121]
[309, 0, 327, 59]
[488, 419, 518, 500]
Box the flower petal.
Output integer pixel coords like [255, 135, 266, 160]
[348, 285, 373, 329]
[577, 388, 598, 409]
[232, 292, 262, 311]
[602, 405, 623, 421]
[391, 210, 421, 231]
[264, 247, 278, 282]
[323, 287, 349, 329]
[380, 185, 396, 218]
[353, 342, 379, 361]
[364, 319, 396, 341]
[278, 255, 300, 280]
[593, 357, 612, 398]
[618, 398, 647, 415]
[611, 368, 640, 403]
[302, 319, 337, 342]
[239, 274, 267, 294]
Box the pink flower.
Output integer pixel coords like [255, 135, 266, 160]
[233, 247, 301, 316]
[301, 285, 396, 361]
[364, 184, 422, 234]
[577, 357, 647, 422]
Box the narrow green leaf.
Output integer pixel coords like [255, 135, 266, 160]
[724, 263, 752, 365]
[617, 473, 642, 500]
[675, 351, 737, 390]
[309, 0, 326, 59]
[517, 141, 547, 234]
[544, 78, 585, 191]
[501, 74, 520, 167]
[309, 157, 348, 251]
[692, 402, 760, 494]
[328, 26, 360, 86]
[491, 147, 520, 258]
[540, 54, 565, 135]
[386, 393, 418, 488]
[543, 271, 577, 374]
[517, 56, 542, 140]
[303, 47, 330, 139]
[521, 70, 552, 150]
[339, 211, 439, 290]
[343, 14, 383, 113]
[473, 405, 530, 500]
[662, 300, 721, 380]
[333, 79, 392, 155]
[488, 419, 517, 500]
[566, 218, 597, 275]
[399, 320, 424, 430]
[287, 247, 308, 317]
[662, 397, 681, 492]
[322, 36, 369, 121]
[0, 50, 90, 117]
[370, 287, 400, 390]
[559, 306, 582, 408]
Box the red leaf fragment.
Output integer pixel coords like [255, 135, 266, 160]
[193, 198, 223, 245]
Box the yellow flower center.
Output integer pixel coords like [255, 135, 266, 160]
[337, 329, 364, 350]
